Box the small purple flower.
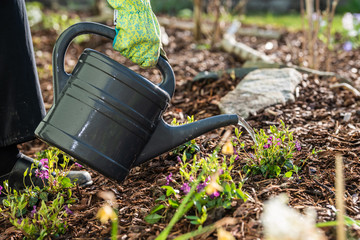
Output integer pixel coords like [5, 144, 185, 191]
[64, 205, 73, 215]
[264, 144, 270, 149]
[189, 176, 194, 182]
[218, 169, 224, 175]
[17, 218, 22, 225]
[74, 162, 83, 168]
[267, 137, 273, 144]
[40, 158, 49, 169]
[295, 141, 301, 151]
[30, 206, 37, 218]
[312, 12, 321, 21]
[165, 173, 172, 185]
[177, 156, 182, 164]
[354, 13, 360, 23]
[210, 191, 220, 199]
[0, 185, 3, 195]
[233, 149, 240, 160]
[249, 153, 255, 159]
[180, 183, 191, 194]
[343, 41, 353, 51]
[197, 182, 207, 192]
[35, 169, 49, 180]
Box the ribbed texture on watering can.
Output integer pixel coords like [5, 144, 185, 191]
[79, 49, 170, 108]
[35, 48, 172, 183]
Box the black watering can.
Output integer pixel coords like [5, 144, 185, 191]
[35, 22, 239, 182]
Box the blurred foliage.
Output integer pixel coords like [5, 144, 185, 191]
[177, 8, 193, 19]
[337, 0, 360, 13]
[26, 2, 88, 43]
[241, 13, 343, 32]
[150, 0, 193, 15]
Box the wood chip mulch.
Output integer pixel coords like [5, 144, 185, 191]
[1, 16, 360, 240]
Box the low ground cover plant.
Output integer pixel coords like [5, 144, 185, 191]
[341, 12, 360, 51]
[0, 147, 82, 239]
[146, 147, 249, 224]
[146, 119, 315, 238]
[241, 120, 305, 178]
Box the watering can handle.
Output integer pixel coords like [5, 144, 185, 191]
[53, 22, 175, 103]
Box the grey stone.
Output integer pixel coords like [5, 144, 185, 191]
[218, 68, 302, 119]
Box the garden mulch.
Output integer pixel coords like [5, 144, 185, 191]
[1, 15, 360, 239]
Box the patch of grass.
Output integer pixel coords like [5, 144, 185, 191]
[241, 13, 344, 33]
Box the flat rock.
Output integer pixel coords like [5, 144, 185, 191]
[218, 68, 302, 119]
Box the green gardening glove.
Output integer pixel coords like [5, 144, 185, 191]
[107, 0, 162, 68]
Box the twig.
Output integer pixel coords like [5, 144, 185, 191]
[305, 0, 314, 68]
[300, 0, 306, 66]
[194, 0, 202, 41]
[335, 154, 346, 240]
[325, 0, 339, 72]
[330, 83, 360, 97]
[211, 0, 221, 48]
[313, 179, 335, 196]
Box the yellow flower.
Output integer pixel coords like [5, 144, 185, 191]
[96, 204, 117, 224]
[221, 140, 234, 155]
[205, 173, 224, 196]
[217, 227, 235, 240]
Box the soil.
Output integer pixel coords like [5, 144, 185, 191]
[1, 14, 360, 240]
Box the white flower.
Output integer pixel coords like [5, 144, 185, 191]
[261, 194, 326, 240]
[96, 204, 117, 224]
[342, 12, 354, 31]
[217, 227, 235, 240]
[349, 30, 358, 37]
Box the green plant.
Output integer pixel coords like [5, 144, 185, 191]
[0, 147, 80, 239]
[242, 120, 304, 178]
[340, 12, 360, 51]
[145, 146, 248, 234]
[26, 2, 87, 43]
[170, 116, 200, 159]
[150, 0, 193, 15]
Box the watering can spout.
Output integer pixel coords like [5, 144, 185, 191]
[134, 114, 239, 166]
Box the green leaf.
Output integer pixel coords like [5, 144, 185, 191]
[185, 215, 199, 220]
[222, 201, 232, 209]
[60, 176, 73, 188]
[29, 196, 39, 206]
[161, 186, 178, 197]
[275, 166, 281, 176]
[150, 204, 165, 214]
[236, 189, 248, 201]
[2, 199, 10, 207]
[155, 195, 166, 202]
[316, 220, 338, 227]
[39, 192, 48, 202]
[144, 213, 163, 224]
[194, 200, 202, 213]
[168, 199, 179, 208]
[224, 183, 232, 194]
[15, 208, 27, 218]
[190, 220, 200, 225]
[23, 168, 28, 177]
[284, 171, 293, 178]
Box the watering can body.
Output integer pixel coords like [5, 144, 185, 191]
[35, 22, 238, 182]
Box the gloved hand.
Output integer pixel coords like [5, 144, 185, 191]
[107, 0, 165, 68]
